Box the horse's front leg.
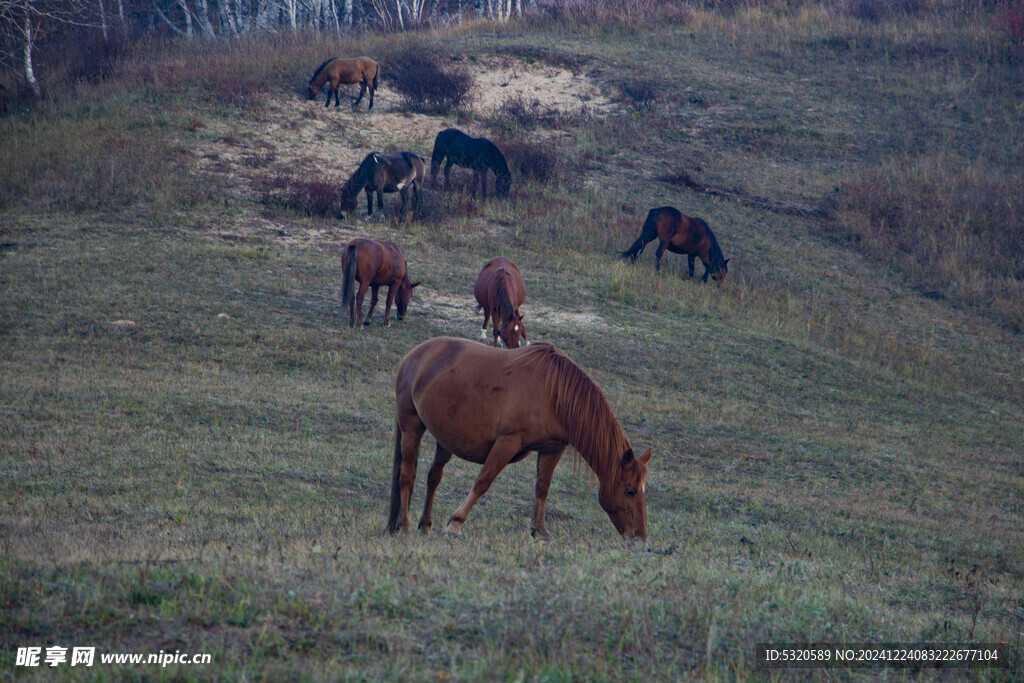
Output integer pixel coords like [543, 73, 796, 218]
[365, 189, 373, 216]
[364, 285, 380, 325]
[419, 443, 452, 533]
[398, 187, 408, 217]
[688, 254, 697, 279]
[324, 87, 332, 108]
[479, 308, 491, 342]
[334, 83, 341, 107]
[383, 283, 397, 326]
[447, 434, 523, 533]
[532, 447, 566, 539]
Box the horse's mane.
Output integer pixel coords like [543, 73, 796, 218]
[697, 217, 726, 269]
[310, 57, 336, 84]
[482, 138, 510, 177]
[340, 152, 378, 199]
[522, 344, 628, 483]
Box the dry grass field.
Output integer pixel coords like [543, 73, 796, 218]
[1, 2, 1022, 679]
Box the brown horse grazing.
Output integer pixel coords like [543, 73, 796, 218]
[306, 57, 378, 110]
[388, 337, 651, 540]
[339, 151, 425, 219]
[430, 128, 511, 199]
[621, 207, 730, 282]
[341, 238, 419, 328]
[474, 257, 528, 349]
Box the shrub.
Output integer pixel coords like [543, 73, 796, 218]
[830, 155, 1024, 330]
[385, 50, 474, 114]
[252, 170, 341, 217]
[617, 78, 660, 111]
[1003, 2, 1024, 44]
[489, 93, 593, 134]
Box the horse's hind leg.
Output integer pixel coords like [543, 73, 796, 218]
[391, 416, 425, 532]
[688, 254, 696, 279]
[419, 443, 452, 533]
[353, 82, 366, 109]
[443, 161, 454, 190]
[364, 285, 380, 325]
[532, 447, 566, 539]
[655, 241, 668, 272]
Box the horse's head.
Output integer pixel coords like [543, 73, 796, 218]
[710, 257, 730, 283]
[495, 174, 511, 198]
[499, 311, 527, 349]
[306, 83, 320, 100]
[598, 447, 651, 541]
[396, 278, 420, 321]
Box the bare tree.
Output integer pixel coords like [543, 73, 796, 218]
[0, 0, 94, 97]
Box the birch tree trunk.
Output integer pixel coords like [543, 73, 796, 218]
[394, 0, 403, 30]
[98, 0, 108, 39]
[22, 8, 40, 97]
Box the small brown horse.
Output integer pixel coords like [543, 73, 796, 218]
[474, 257, 528, 349]
[430, 128, 511, 198]
[388, 337, 651, 540]
[307, 57, 379, 110]
[622, 207, 729, 282]
[341, 238, 419, 328]
[339, 151, 425, 219]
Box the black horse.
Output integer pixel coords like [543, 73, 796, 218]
[430, 128, 511, 198]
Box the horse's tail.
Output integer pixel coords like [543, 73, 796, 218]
[430, 132, 449, 180]
[342, 243, 358, 310]
[386, 421, 403, 533]
[372, 67, 379, 93]
[622, 208, 660, 261]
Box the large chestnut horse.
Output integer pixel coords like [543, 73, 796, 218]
[622, 206, 729, 282]
[341, 238, 419, 328]
[388, 337, 651, 540]
[430, 128, 511, 198]
[474, 257, 528, 349]
[339, 151, 425, 219]
[306, 57, 378, 110]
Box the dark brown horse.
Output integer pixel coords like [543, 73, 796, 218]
[388, 337, 651, 540]
[307, 56, 379, 110]
[474, 257, 528, 349]
[339, 151, 425, 219]
[341, 238, 419, 328]
[622, 207, 729, 282]
[430, 128, 511, 198]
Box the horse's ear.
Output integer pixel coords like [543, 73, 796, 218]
[724, 258, 731, 265]
[638, 447, 652, 464]
[410, 282, 421, 289]
[621, 449, 634, 466]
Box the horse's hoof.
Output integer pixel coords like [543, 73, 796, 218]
[531, 528, 551, 541]
[444, 520, 463, 534]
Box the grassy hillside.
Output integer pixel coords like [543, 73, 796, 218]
[2, 3, 1022, 679]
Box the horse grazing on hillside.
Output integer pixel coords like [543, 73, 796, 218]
[388, 337, 651, 539]
[341, 238, 419, 328]
[307, 57, 379, 110]
[474, 257, 528, 349]
[430, 128, 511, 199]
[621, 207, 729, 283]
[339, 151, 425, 219]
